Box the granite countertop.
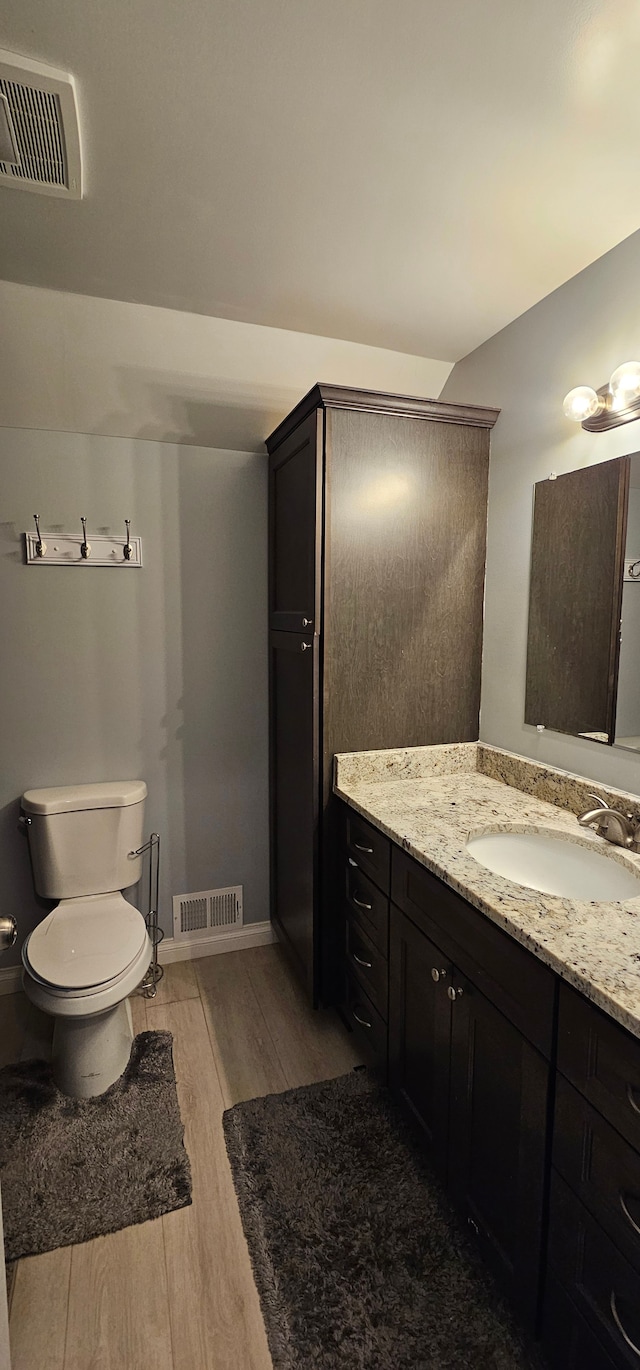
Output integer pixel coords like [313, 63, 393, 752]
[334, 742, 640, 1039]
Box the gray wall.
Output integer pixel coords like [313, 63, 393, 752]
[0, 427, 268, 964]
[441, 225, 640, 795]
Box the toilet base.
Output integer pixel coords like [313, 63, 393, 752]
[51, 997, 134, 1098]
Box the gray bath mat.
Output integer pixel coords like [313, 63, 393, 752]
[0, 1030, 191, 1260]
[224, 1069, 545, 1370]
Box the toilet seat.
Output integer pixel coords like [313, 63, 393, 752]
[23, 933, 152, 1021]
[23, 892, 148, 991]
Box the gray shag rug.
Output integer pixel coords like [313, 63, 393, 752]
[0, 1030, 192, 1261]
[224, 1069, 545, 1370]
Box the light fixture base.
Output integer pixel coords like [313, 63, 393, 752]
[582, 384, 640, 432]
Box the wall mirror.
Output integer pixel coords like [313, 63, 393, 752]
[525, 452, 640, 750]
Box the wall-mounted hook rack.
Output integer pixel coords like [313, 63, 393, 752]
[24, 521, 143, 566]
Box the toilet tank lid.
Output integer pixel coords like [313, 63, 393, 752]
[22, 780, 147, 815]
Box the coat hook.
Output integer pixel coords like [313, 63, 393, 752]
[123, 518, 132, 561]
[33, 514, 46, 558]
[80, 516, 91, 559]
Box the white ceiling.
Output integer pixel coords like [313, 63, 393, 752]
[1, 0, 640, 362]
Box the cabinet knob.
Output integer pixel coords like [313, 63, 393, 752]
[447, 985, 464, 1001]
[302, 617, 313, 627]
[431, 968, 447, 983]
[300, 641, 312, 652]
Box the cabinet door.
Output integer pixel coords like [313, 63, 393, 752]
[448, 972, 549, 1328]
[323, 407, 489, 751]
[388, 905, 451, 1177]
[542, 1277, 619, 1370]
[270, 630, 319, 999]
[269, 410, 323, 633]
[548, 1169, 640, 1369]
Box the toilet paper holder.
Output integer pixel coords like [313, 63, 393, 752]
[130, 832, 163, 998]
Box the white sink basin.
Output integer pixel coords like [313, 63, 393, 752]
[465, 829, 640, 901]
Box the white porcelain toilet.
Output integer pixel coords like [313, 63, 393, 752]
[21, 780, 152, 1099]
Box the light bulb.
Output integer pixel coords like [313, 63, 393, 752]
[562, 386, 601, 422]
[609, 361, 640, 408]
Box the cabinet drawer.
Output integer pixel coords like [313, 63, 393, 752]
[345, 972, 387, 1067]
[344, 809, 390, 894]
[558, 984, 640, 1155]
[554, 1075, 640, 1276]
[542, 1276, 619, 1370]
[346, 914, 388, 1020]
[345, 863, 389, 954]
[392, 848, 556, 1056]
[549, 1169, 640, 1369]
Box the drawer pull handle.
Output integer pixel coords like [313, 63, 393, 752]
[354, 842, 374, 854]
[610, 1291, 640, 1358]
[352, 894, 373, 911]
[352, 1009, 372, 1030]
[348, 857, 359, 868]
[627, 1083, 640, 1117]
[619, 1192, 640, 1239]
[352, 951, 373, 970]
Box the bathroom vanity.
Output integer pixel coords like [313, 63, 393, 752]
[335, 742, 640, 1369]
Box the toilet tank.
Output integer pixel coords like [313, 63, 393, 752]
[22, 781, 147, 899]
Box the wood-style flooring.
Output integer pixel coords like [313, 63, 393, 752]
[4, 945, 363, 1370]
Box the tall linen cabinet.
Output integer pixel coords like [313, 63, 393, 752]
[267, 385, 499, 1004]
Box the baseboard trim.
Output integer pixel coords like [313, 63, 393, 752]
[0, 965, 23, 996]
[158, 920, 277, 964]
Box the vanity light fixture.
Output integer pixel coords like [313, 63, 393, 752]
[563, 361, 640, 432]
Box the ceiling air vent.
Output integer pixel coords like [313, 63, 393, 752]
[0, 48, 82, 198]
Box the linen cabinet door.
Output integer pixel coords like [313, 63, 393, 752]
[448, 973, 549, 1330]
[270, 631, 320, 1000]
[388, 905, 452, 1178]
[269, 410, 323, 634]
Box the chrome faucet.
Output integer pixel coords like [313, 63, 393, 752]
[578, 793, 640, 851]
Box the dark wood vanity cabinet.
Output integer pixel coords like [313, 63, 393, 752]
[541, 985, 640, 1370]
[389, 849, 554, 1328]
[267, 385, 499, 1003]
[336, 800, 640, 1362]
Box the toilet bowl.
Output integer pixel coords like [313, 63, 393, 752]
[22, 892, 151, 1097]
[21, 780, 151, 1099]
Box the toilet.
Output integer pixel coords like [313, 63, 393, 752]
[21, 780, 152, 1099]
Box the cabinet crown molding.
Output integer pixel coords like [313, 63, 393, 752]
[265, 383, 500, 452]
